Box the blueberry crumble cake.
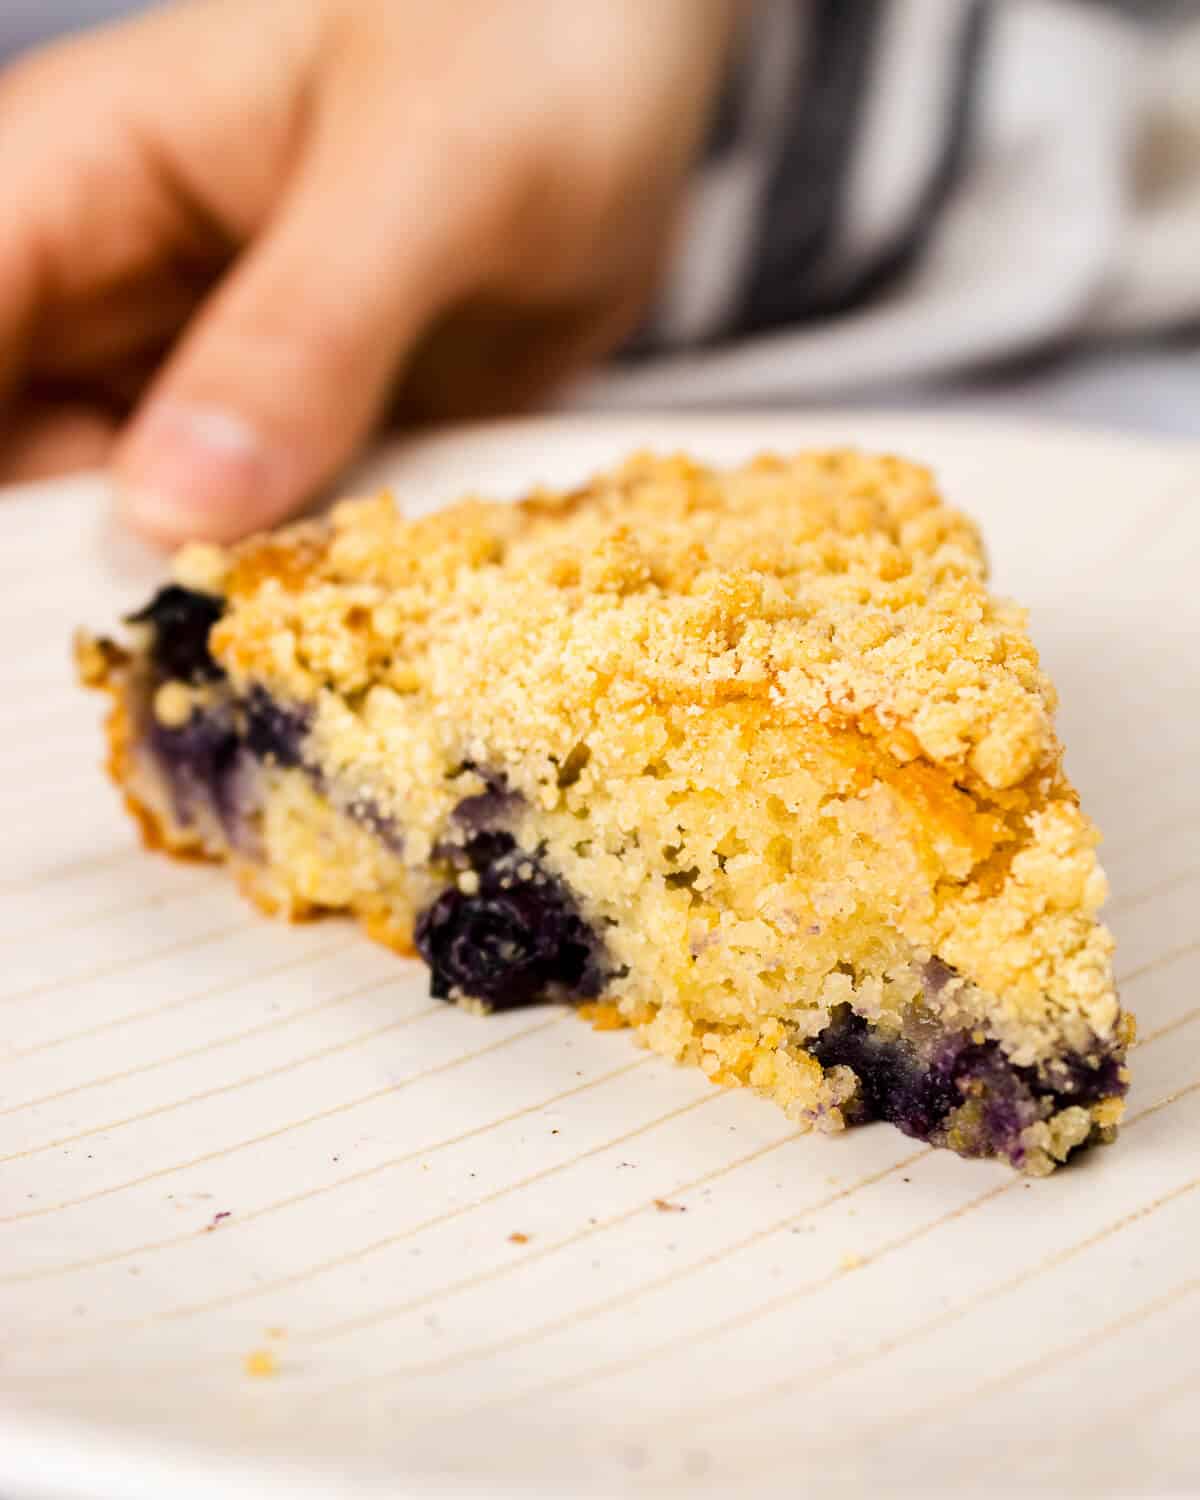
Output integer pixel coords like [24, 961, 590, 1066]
[77, 451, 1132, 1174]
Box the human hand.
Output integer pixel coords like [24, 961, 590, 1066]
[0, 0, 740, 541]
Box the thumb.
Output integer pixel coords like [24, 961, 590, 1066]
[114, 112, 485, 545]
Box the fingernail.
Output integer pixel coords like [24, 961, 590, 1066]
[115, 399, 289, 544]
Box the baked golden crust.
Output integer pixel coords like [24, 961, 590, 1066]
[195, 451, 1116, 1055]
[214, 451, 1051, 792]
[79, 449, 1127, 1172]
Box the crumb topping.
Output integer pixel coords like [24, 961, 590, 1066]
[86, 448, 1121, 1108]
[213, 451, 1056, 794]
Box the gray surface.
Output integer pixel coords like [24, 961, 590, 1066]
[863, 340, 1200, 440]
[0, 1, 154, 62]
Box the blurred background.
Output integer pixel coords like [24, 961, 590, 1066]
[2, 0, 1198, 442]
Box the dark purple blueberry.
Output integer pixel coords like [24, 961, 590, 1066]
[811, 1010, 960, 1138]
[922, 957, 956, 1000]
[432, 828, 518, 874]
[811, 1002, 1127, 1168]
[1040, 1050, 1127, 1108]
[462, 830, 518, 871]
[449, 769, 524, 833]
[129, 586, 225, 684]
[242, 686, 308, 768]
[415, 848, 601, 1010]
[148, 708, 240, 827]
[949, 1044, 1039, 1165]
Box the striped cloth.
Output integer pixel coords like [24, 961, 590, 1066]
[601, 0, 1200, 405]
[651, 0, 991, 345]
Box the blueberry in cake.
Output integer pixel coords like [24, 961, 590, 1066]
[77, 451, 1132, 1174]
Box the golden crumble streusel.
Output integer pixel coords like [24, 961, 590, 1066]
[78, 450, 1130, 1174]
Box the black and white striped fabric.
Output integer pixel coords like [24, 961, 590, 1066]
[604, 0, 1200, 405]
[653, 0, 988, 347]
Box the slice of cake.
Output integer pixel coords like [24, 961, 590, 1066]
[77, 451, 1131, 1174]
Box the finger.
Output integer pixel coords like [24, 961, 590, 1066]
[113, 87, 497, 545]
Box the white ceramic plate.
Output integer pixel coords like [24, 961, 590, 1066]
[1, 413, 1197, 1500]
